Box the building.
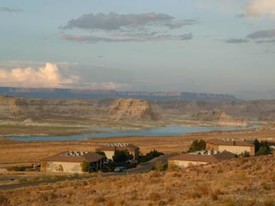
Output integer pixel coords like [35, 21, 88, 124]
[206, 139, 255, 156]
[96, 143, 140, 160]
[41, 151, 106, 173]
[168, 151, 236, 168]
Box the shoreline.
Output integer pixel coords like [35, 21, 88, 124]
[4, 124, 257, 142]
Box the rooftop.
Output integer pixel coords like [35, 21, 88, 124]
[206, 139, 254, 147]
[96, 143, 139, 151]
[169, 151, 236, 163]
[42, 151, 104, 163]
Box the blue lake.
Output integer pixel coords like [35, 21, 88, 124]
[6, 125, 249, 142]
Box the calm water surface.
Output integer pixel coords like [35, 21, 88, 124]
[7, 125, 248, 142]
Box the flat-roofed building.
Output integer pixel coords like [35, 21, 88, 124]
[206, 139, 255, 156]
[41, 151, 105, 173]
[168, 151, 236, 168]
[96, 143, 139, 160]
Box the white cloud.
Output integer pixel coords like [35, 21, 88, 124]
[246, 0, 275, 16]
[0, 63, 78, 88]
[81, 81, 128, 90]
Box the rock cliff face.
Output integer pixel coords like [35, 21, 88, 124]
[192, 110, 247, 126]
[108, 98, 160, 121]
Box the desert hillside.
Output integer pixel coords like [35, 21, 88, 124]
[155, 100, 275, 121]
[1, 155, 274, 206]
[108, 98, 160, 120]
[0, 96, 275, 131]
[192, 110, 247, 126]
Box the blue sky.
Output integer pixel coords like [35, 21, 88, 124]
[0, 0, 275, 99]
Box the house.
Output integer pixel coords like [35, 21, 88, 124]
[96, 143, 140, 160]
[168, 151, 236, 168]
[41, 151, 106, 173]
[206, 139, 255, 156]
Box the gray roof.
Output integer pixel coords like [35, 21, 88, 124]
[206, 139, 254, 147]
[169, 151, 236, 163]
[41, 151, 104, 163]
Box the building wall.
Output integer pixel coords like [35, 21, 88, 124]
[249, 147, 255, 156]
[206, 143, 219, 151]
[45, 161, 83, 173]
[218, 145, 254, 156]
[103, 149, 139, 160]
[169, 160, 208, 168]
[104, 151, 115, 160]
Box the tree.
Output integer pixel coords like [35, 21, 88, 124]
[256, 141, 271, 156]
[139, 149, 164, 163]
[188, 140, 206, 152]
[112, 150, 133, 165]
[253, 139, 261, 153]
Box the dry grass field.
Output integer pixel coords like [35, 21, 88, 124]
[0, 154, 274, 206]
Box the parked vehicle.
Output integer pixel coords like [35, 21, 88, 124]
[114, 166, 127, 172]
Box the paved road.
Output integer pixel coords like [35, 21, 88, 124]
[128, 154, 175, 174]
[0, 154, 177, 191]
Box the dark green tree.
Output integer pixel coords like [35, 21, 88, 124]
[139, 149, 164, 163]
[112, 150, 133, 164]
[253, 139, 261, 153]
[256, 141, 271, 156]
[188, 139, 206, 152]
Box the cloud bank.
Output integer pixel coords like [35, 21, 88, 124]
[247, 29, 275, 39]
[61, 12, 196, 43]
[0, 7, 21, 13]
[63, 12, 176, 30]
[225, 38, 249, 44]
[63, 12, 196, 31]
[0, 63, 77, 88]
[226, 29, 275, 44]
[61, 32, 193, 43]
[245, 0, 275, 17]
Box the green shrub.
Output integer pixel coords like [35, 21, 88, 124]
[139, 150, 164, 163]
[256, 141, 272, 156]
[243, 151, 250, 157]
[188, 140, 206, 152]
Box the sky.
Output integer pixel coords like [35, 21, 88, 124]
[0, 0, 275, 100]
